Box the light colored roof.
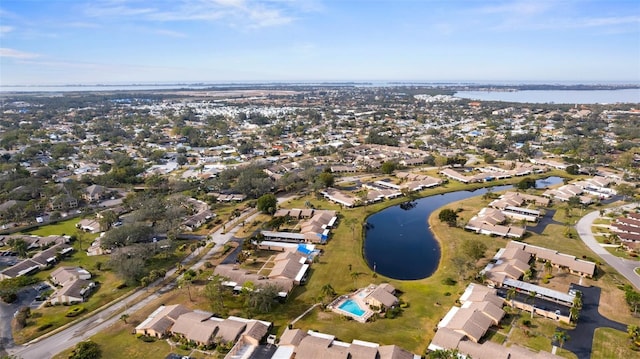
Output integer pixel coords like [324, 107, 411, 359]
[269, 257, 304, 280]
[429, 327, 464, 350]
[348, 344, 379, 359]
[171, 312, 217, 344]
[463, 301, 504, 324]
[136, 304, 191, 333]
[295, 336, 335, 359]
[444, 308, 494, 342]
[368, 286, 399, 307]
[243, 320, 270, 341]
[458, 340, 510, 359]
[215, 318, 246, 343]
[377, 345, 415, 359]
[279, 328, 306, 346]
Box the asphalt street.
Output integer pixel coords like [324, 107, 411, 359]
[576, 205, 640, 291]
[0, 287, 38, 356]
[562, 285, 627, 359]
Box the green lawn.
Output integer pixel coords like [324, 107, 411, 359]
[591, 328, 638, 359]
[24, 217, 84, 237]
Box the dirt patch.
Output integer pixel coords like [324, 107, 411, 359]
[316, 310, 334, 321]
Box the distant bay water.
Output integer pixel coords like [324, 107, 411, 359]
[455, 88, 640, 104]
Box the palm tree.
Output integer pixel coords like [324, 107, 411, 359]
[553, 330, 570, 350]
[350, 272, 363, 289]
[506, 287, 517, 302]
[529, 291, 537, 318]
[544, 261, 553, 275]
[359, 188, 369, 213]
[321, 283, 336, 301]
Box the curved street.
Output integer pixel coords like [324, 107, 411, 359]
[576, 204, 640, 291]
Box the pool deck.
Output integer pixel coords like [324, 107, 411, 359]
[327, 285, 378, 323]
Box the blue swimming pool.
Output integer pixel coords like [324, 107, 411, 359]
[339, 299, 365, 316]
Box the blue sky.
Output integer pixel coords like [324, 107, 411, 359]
[1, 0, 639, 85]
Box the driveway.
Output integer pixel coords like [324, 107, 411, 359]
[576, 207, 640, 291]
[0, 286, 38, 356]
[562, 285, 627, 359]
[528, 209, 562, 235]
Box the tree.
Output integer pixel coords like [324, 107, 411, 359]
[553, 330, 570, 350]
[179, 269, 197, 302]
[246, 284, 280, 314]
[176, 154, 188, 166]
[8, 238, 28, 258]
[506, 287, 517, 302]
[119, 313, 129, 324]
[516, 177, 536, 191]
[321, 283, 336, 301]
[566, 164, 579, 175]
[98, 210, 118, 231]
[438, 209, 458, 227]
[544, 260, 553, 275]
[529, 291, 537, 318]
[483, 153, 495, 164]
[70, 340, 102, 359]
[256, 193, 277, 215]
[317, 172, 335, 188]
[350, 271, 363, 289]
[381, 161, 397, 174]
[616, 183, 637, 201]
[428, 348, 464, 359]
[205, 275, 227, 315]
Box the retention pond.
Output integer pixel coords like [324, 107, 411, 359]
[363, 177, 562, 280]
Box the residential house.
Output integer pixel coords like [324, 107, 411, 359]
[84, 184, 107, 203]
[135, 304, 191, 338]
[272, 328, 420, 359]
[465, 207, 526, 238]
[363, 283, 399, 309]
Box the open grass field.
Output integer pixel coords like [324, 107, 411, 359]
[24, 217, 84, 237]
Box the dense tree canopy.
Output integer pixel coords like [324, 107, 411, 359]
[257, 193, 277, 214]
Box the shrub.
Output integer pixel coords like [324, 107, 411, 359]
[441, 277, 457, 286]
[37, 323, 53, 332]
[139, 335, 156, 343]
[65, 307, 86, 317]
[444, 292, 452, 296]
[116, 283, 127, 290]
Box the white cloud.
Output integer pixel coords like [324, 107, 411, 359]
[577, 16, 640, 28]
[479, 0, 552, 16]
[84, 0, 304, 29]
[152, 29, 188, 38]
[0, 25, 13, 34]
[0, 48, 40, 59]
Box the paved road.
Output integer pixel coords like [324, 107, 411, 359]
[562, 285, 627, 359]
[6, 194, 295, 359]
[576, 205, 640, 291]
[0, 287, 38, 356]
